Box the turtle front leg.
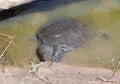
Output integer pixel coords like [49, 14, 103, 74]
[51, 46, 63, 62]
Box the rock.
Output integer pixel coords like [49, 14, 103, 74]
[0, 0, 34, 10]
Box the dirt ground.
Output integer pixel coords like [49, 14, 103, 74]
[0, 63, 120, 84]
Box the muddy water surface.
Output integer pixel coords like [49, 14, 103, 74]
[0, 0, 120, 68]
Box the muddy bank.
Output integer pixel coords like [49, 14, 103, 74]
[0, 63, 120, 84]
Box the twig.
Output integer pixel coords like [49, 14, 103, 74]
[0, 33, 13, 39]
[98, 76, 114, 83]
[0, 33, 15, 59]
[28, 62, 48, 84]
[20, 62, 48, 84]
[31, 72, 48, 84]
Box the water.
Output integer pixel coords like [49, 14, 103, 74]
[0, 0, 120, 68]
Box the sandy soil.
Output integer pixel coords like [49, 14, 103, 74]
[0, 63, 120, 84]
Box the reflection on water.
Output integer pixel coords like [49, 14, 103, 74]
[0, 0, 120, 68]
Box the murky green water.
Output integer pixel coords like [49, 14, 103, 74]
[0, 0, 120, 68]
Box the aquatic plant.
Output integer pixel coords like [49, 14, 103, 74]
[111, 57, 120, 77]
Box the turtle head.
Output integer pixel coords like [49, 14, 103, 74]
[36, 40, 53, 61]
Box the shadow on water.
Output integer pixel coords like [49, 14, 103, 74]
[0, 0, 84, 21]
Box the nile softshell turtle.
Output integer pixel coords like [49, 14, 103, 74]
[36, 18, 94, 62]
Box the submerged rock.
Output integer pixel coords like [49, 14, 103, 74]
[36, 18, 94, 62]
[99, 31, 111, 40]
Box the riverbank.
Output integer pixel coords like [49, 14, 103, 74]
[0, 63, 120, 84]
